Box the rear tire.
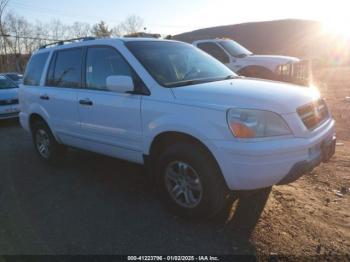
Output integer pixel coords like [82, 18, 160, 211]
[156, 142, 230, 220]
[32, 120, 66, 165]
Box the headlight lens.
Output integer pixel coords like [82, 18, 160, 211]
[227, 108, 292, 138]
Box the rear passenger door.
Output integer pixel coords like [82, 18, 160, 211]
[43, 47, 83, 145]
[76, 46, 143, 163]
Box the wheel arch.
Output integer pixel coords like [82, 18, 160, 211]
[28, 113, 60, 142]
[147, 131, 223, 177]
[237, 65, 276, 79]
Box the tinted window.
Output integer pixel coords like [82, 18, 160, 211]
[85, 46, 133, 90]
[47, 48, 83, 88]
[197, 42, 230, 64]
[126, 41, 235, 87]
[0, 75, 17, 89]
[6, 73, 21, 81]
[23, 52, 49, 86]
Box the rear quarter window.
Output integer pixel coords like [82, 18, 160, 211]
[23, 52, 49, 86]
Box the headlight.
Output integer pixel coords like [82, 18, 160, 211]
[227, 108, 292, 138]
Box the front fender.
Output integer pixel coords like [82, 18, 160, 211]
[141, 101, 231, 155]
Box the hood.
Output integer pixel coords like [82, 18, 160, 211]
[171, 78, 319, 114]
[244, 54, 299, 64]
[0, 88, 19, 100]
[239, 55, 300, 72]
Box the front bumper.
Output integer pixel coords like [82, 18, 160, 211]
[209, 119, 336, 190]
[278, 135, 336, 185]
[0, 105, 20, 119]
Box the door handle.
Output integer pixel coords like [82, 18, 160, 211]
[79, 99, 93, 106]
[40, 94, 49, 100]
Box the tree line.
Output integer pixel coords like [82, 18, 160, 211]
[0, 0, 144, 72]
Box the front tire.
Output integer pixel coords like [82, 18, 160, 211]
[156, 142, 230, 220]
[32, 120, 66, 164]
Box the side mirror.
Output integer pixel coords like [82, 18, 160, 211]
[106, 75, 134, 93]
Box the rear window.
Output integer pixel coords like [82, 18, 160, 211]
[23, 52, 49, 86]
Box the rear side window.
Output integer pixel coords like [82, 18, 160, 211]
[197, 42, 230, 64]
[23, 52, 49, 86]
[47, 48, 83, 88]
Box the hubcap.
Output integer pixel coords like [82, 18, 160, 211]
[164, 161, 203, 208]
[35, 129, 51, 159]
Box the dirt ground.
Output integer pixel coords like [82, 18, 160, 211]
[0, 67, 349, 260]
[252, 67, 350, 258]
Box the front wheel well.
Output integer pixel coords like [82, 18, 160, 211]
[237, 65, 275, 79]
[29, 113, 47, 131]
[148, 132, 220, 172]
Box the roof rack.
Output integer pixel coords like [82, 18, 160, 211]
[39, 36, 96, 49]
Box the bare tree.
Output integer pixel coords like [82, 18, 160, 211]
[91, 21, 112, 38]
[0, 6, 145, 71]
[0, 0, 10, 69]
[120, 15, 143, 35]
[111, 24, 123, 37]
[70, 22, 91, 38]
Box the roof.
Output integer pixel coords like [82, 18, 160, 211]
[35, 37, 178, 54]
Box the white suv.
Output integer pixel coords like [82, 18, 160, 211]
[19, 37, 336, 219]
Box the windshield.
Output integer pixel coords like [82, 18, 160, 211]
[126, 41, 236, 87]
[0, 75, 18, 89]
[219, 40, 252, 58]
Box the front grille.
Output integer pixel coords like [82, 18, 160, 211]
[277, 60, 310, 86]
[297, 99, 329, 130]
[0, 99, 18, 106]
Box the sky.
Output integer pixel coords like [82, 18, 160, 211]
[5, 0, 350, 35]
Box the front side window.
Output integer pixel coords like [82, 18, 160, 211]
[85, 46, 132, 90]
[23, 52, 49, 86]
[196, 42, 230, 64]
[47, 48, 83, 88]
[126, 41, 235, 87]
[0, 75, 17, 89]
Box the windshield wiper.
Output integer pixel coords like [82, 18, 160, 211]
[164, 79, 211, 88]
[165, 75, 239, 88]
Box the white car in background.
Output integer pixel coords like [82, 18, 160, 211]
[0, 75, 20, 120]
[193, 39, 310, 85]
[19, 37, 335, 220]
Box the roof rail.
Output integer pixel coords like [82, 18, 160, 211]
[39, 36, 96, 49]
